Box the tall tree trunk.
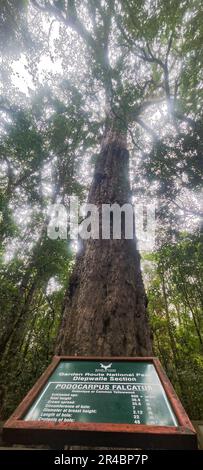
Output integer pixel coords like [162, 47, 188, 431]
[56, 123, 152, 356]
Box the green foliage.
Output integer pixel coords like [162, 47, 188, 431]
[0, 87, 92, 419]
[0, 194, 19, 242]
[145, 233, 203, 418]
[0, 0, 31, 54]
[144, 120, 203, 198]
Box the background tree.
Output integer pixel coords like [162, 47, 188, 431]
[145, 233, 203, 418]
[0, 86, 94, 417]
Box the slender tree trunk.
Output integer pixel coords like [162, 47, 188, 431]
[0, 190, 59, 359]
[154, 331, 168, 372]
[21, 312, 37, 361]
[181, 284, 203, 347]
[56, 122, 152, 356]
[161, 274, 180, 364]
[160, 274, 187, 396]
[0, 279, 37, 361]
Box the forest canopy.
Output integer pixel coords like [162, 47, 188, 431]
[0, 0, 202, 421]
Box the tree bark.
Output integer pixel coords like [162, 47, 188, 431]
[56, 125, 152, 356]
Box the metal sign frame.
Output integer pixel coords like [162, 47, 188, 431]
[3, 356, 197, 449]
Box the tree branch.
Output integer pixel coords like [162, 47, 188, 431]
[31, 0, 96, 51]
[174, 112, 197, 129]
[128, 97, 165, 123]
[146, 42, 164, 68]
[135, 117, 159, 141]
[173, 200, 203, 218]
[165, 32, 174, 65]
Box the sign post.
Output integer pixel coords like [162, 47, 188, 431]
[3, 356, 197, 449]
